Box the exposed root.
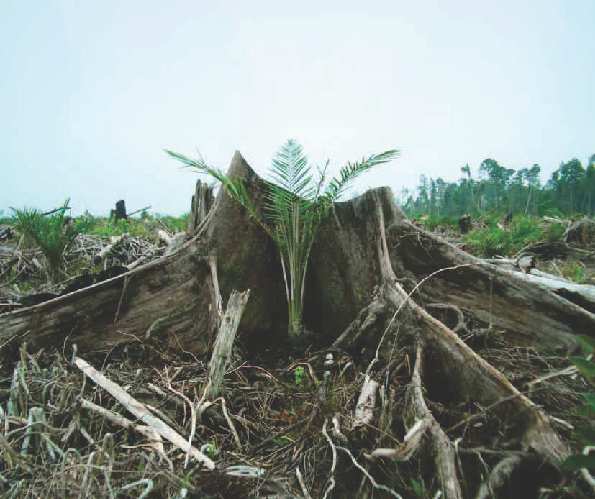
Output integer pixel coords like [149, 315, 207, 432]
[367, 417, 431, 461]
[382, 276, 569, 464]
[1, 158, 591, 497]
[0, 333, 589, 498]
[295, 466, 313, 499]
[333, 297, 387, 350]
[321, 419, 338, 499]
[407, 343, 463, 499]
[475, 455, 523, 499]
[426, 302, 468, 335]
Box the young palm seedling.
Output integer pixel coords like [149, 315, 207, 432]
[12, 199, 83, 283]
[166, 140, 398, 337]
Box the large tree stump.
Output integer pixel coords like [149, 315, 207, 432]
[1, 150, 594, 495]
[3, 152, 592, 356]
[111, 200, 127, 221]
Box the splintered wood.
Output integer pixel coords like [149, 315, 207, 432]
[204, 290, 250, 400]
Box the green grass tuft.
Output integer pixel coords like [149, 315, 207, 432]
[12, 200, 88, 282]
[463, 214, 563, 257]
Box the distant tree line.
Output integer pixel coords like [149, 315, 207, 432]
[400, 155, 595, 218]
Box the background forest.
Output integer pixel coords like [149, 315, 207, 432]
[401, 155, 595, 220]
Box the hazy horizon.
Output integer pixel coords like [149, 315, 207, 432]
[2, 1, 594, 216]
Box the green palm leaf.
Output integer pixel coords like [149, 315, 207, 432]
[269, 139, 315, 200]
[165, 149, 266, 233]
[323, 149, 400, 204]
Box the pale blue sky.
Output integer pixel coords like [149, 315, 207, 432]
[1, 1, 594, 215]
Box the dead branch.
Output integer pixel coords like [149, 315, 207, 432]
[353, 375, 379, 430]
[204, 290, 250, 400]
[367, 417, 431, 462]
[127, 206, 152, 217]
[74, 356, 215, 470]
[80, 398, 169, 465]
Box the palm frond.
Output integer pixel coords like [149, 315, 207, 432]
[264, 141, 318, 253]
[322, 149, 400, 204]
[165, 149, 230, 186]
[165, 149, 266, 232]
[269, 140, 315, 200]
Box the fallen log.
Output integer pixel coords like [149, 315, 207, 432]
[506, 267, 595, 312]
[486, 258, 595, 312]
[0, 242, 220, 357]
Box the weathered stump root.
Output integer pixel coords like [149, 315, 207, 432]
[333, 194, 568, 496]
[338, 285, 566, 495]
[407, 343, 463, 499]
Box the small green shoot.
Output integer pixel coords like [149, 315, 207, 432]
[202, 442, 219, 459]
[294, 366, 305, 386]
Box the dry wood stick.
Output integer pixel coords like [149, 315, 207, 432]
[204, 290, 250, 400]
[80, 398, 168, 463]
[127, 206, 152, 217]
[353, 375, 379, 429]
[74, 357, 215, 470]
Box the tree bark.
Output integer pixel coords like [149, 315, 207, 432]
[0, 243, 221, 358]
